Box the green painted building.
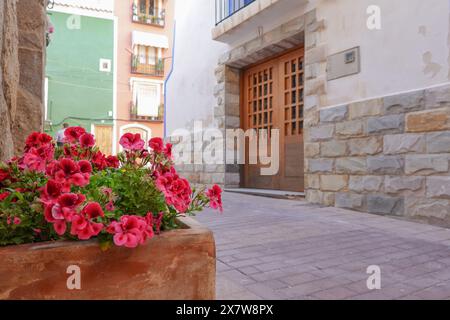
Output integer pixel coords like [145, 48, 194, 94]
[46, 4, 115, 153]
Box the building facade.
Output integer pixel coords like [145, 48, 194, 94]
[166, 0, 450, 226]
[114, 0, 174, 153]
[46, 0, 115, 154]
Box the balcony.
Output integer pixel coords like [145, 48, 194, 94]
[131, 55, 164, 76]
[215, 0, 256, 25]
[212, 0, 306, 43]
[132, 0, 165, 27]
[132, 8, 165, 27]
[130, 102, 164, 122]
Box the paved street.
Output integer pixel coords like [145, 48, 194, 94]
[196, 192, 450, 300]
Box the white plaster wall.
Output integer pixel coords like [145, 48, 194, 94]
[318, 0, 450, 107]
[166, 0, 229, 135]
[167, 0, 450, 132]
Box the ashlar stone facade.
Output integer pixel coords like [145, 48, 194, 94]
[305, 84, 450, 227]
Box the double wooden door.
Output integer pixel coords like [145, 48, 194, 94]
[242, 48, 304, 192]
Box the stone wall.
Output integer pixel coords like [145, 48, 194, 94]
[305, 84, 450, 227]
[0, 0, 19, 161]
[0, 0, 45, 162]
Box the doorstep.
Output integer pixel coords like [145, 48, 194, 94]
[224, 188, 305, 200]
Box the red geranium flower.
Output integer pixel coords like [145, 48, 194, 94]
[40, 179, 63, 205]
[120, 133, 145, 151]
[50, 158, 89, 192]
[106, 155, 120, 168]
[58, 193, 86, 209]
[0, 168, 10, 182]
[79, 133, 95, 148]
[78, 160, 92, 174]
[163, 143, 173, 159]
[149, 137, 164, 153]
[25, 132, 53, 151]
[64, 127, 86, 144]
[81, 202, 104, 219]
[0, 191, 10, 202]
[92, 151, 108, 170]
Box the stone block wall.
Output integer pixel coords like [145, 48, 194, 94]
[305, 84, 450, 227]
[0, 0, 45, 162]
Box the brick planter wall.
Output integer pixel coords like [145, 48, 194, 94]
[305, 84, 450, 227]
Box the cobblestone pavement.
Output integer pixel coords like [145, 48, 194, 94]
[195, 192, 450, 300]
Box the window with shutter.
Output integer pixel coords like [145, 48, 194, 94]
[136, 83, 159, 117]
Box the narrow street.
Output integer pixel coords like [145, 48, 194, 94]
[196, 192, 450, 300]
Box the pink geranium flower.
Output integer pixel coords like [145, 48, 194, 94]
[105, 201, 115, 211]
[106, 215, 150, 248]
[120, 133, 145, 151]
[70, 214, 103, 240]
[206, 184, 223, 212]
[23, 145, 54, 173]
[155, 168, 192, 213]
[49, 158, 90, 192]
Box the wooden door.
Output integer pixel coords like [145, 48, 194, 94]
[94, 125, 113, 156]
[242, 48, 304, 192]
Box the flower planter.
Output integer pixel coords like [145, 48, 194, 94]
[0, 217, 216, 300]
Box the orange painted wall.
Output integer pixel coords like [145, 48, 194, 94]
[114, 0, 174, 153]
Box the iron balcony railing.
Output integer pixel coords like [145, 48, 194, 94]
[130, 102, 164, 122]
[215, 0, 256, 25]
[131, 55, 164, 77]
[132, 6, 166, 27]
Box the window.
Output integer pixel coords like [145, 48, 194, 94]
[136, 45, 157, 65]
[133, 81, 161, 117]
[138, 45, 146, 64]
[147, 46, 156, 65]
[149, 0, 155, 15]
[139, 0, 146, 14]
[99, 58, 111, 72]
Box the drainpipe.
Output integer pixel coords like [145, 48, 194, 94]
[164, 20, 176, 138]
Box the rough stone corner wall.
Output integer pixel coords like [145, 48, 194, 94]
[0, 0, 45, 162]
[305, 84, 450, 227]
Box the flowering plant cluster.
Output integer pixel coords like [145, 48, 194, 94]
[0, 127, 222, 249]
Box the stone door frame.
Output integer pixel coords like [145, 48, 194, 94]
[214, 9, 327, 188]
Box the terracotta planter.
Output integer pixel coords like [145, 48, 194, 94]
[0, 217, 216, 300]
